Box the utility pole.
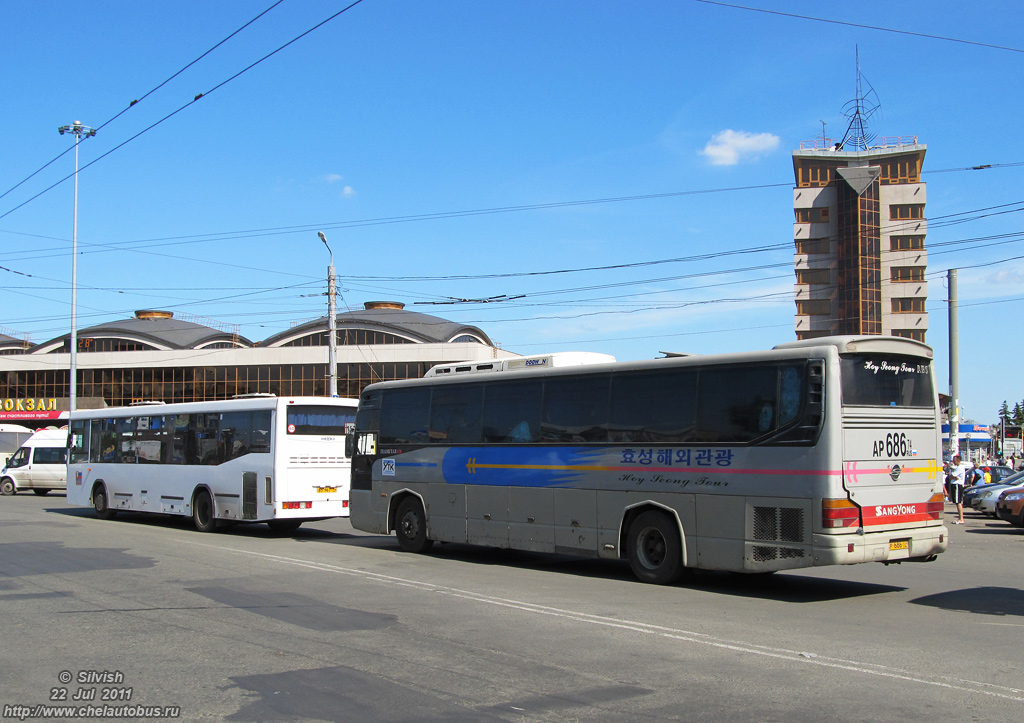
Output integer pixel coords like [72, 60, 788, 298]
[947, 269, 959, 459]
[318, 232, 338, 397]
[58, 121, 96, 413]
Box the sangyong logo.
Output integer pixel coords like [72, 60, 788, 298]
[889, 464, 902, 481]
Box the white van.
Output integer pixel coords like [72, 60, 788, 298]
[1, 429, 68, 496]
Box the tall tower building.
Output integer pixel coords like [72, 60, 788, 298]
[791, 138, 928, 342]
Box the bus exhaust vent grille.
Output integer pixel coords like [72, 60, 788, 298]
[753, 506, 805, 543]
[752, 545, 806, 562]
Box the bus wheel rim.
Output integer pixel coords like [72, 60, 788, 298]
[638, 526, 666, 569]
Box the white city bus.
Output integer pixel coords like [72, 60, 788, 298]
[67, 396, 357, 533]
[349, 336, 947, 583]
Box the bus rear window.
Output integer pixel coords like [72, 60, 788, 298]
[840, 355, 934, 407]
[287, 405, 356, 435]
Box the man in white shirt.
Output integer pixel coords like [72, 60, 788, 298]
[947, 454, 967, 524]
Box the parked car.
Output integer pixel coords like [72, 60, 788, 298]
[0, 429, 68, 496]
[983, 465, 1016, 484]
[995, 484, 1024, 527]
[966, 469, 1024, 507]
[977, 480, 1024, 517]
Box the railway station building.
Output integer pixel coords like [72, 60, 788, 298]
[0, 301, 514, 422]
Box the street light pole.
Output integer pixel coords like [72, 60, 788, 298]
[318, 231, 339, 397]
[58, 121, 96, 413]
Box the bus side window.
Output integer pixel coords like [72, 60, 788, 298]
[429, 385, 482, 443]
[219, 412, 249, 461]
[118, 417, 138, 464]
[379, 389, 431, 444]
[191, 414, 220, 465]
[70, 420, 89, 463]
[135, 416, 167, 464]
[170, 415, 189, 464]
[250, 411, 271, 453]
[696, 366, 779, 443]
[96, 419, 121, 463]
[610, 370, 697, 443]
[482, 380, 541, 443]
[779, 365, 805, 426]
[355, 392, 381, 433]
[541, 376, 610, 443]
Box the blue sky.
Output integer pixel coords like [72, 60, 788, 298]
[1, 1, 1022, 425]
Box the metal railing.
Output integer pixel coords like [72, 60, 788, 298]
[799, 135, 919, 150]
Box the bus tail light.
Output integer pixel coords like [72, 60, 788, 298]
[823, 498, 860, 528]
[925, 493, 944, 520]
[283, 501, 312, 510]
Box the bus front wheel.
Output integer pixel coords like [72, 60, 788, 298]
[0, 477, 15, 496]
[93, 484, 117, 520]
[192, 490, 217, 533]
[394, 497, 433, 553]
[627, 510, 684, 585]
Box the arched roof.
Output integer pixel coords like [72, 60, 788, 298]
[261, 301, 493, 347]
[0, 333, 30, 353]
[31, 310, 252, 352]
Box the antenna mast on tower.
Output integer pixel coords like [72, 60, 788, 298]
[837, 48, 881, 151]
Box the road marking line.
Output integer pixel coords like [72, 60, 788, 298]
[182, 540, 1024, 703]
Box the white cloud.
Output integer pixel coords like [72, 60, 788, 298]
[323, 174, 355, 197]
[700, 129, 780, 166]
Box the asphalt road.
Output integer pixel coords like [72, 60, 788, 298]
[1, 493, 1022, 722]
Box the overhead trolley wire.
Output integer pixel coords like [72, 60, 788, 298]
[693, 1, 1024, 54]
[0, 0, 366, 222]
[0, 0, 287, 206]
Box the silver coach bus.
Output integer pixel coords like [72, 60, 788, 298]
[349, 337, 947, 583]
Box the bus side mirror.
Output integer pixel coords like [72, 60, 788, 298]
[344, 433, 355, 458]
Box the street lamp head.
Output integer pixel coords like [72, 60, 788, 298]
[317, 231, 327, 243]
[58, 122, 96, 138]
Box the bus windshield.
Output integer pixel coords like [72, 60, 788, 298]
[840, 354, 934, 407]
[287, 405, 356, 435]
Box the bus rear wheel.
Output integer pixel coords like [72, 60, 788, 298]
[394, 496, 433, 553]
[93, 484, 117, 520]
[192, 490, 218, 533]
[627, 510, 684, 585]
[1, 477, 15, 496]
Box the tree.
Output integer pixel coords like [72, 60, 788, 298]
[999, 401, 1011, 423]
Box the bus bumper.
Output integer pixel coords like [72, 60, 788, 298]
[811, 525, 949, 566]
